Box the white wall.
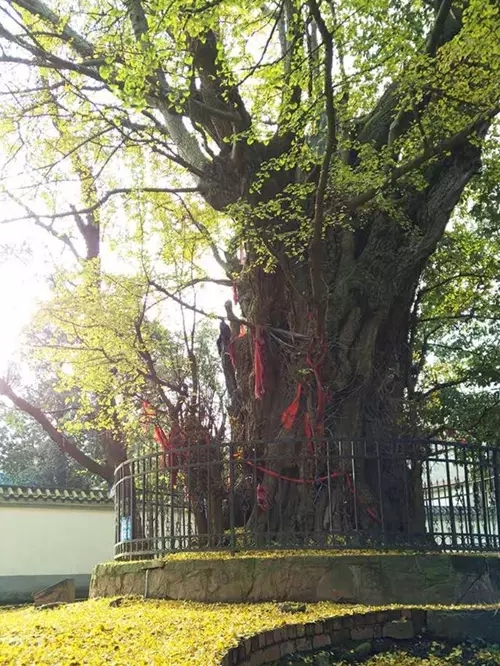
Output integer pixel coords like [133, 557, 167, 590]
[0, 504, 114, 576]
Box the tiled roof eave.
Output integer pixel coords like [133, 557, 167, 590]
[0, 485, 113, 505]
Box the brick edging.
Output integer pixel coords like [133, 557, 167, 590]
[220, 608, 425, 666]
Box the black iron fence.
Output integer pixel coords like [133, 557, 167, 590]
[112, 439, 500, 560]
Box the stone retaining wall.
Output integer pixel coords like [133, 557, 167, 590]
[220, 608, 500, 666]
[91, 553, 500, 605]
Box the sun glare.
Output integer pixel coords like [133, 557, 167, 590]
[0, 259, 36, 373]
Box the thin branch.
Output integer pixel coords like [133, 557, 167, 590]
[1, 186, 200, 223]
[418, 376, 472, 399]
[419, 314, 500, 323]
[175, 277, 232, 292]
[148, 277, 309, 340]
[173, 195, 228, 271]
[133, 322, 178, 413]
[419, 272, 491, 295]
[3, 191, 81, 259]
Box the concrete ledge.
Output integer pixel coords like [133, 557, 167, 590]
[0, 574, 91, 605]
[90, 553, 500, 605]
[219, 608, 500, 666]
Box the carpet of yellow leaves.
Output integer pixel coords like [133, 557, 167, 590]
[0, 598, 364, 665]
[1, 599, 499, 666]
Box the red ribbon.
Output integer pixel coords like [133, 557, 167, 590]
[304, 412, 315, 454]
[245, 460, 381, 524]
[254, 325, 266, 400]
[281, 384, 302, 430]
[256, 483, 271, 511]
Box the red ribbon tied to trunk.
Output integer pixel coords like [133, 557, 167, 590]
[281, 383, 303, 430]
[256, 483, 271, 511]
[253, 325, 266, 400]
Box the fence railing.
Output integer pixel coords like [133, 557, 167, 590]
[112, 439, 500, 560]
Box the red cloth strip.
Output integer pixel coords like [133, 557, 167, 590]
[281, 383, 302, 430]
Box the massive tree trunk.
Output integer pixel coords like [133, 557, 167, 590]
[206, 135, 483, 544]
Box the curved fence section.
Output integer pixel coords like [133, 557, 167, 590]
[112, 439, 500, 560]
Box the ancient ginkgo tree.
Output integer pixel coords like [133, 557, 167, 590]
[0, 0, 499, 537]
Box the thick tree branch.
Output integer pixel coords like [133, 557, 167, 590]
[0, 24, 102, 82]
[12, 0, 95, 58]
[426, 0, 454, 56]
[10, 0, 209, 174]
[0, 379, 112, 482]
[348, 107, 499, 210]
[308, 0, 337, 324]
[124, 0, 209, 172]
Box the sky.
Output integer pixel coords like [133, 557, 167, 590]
[0, 219, 53, 375]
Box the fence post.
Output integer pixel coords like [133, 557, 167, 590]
[492, 448, 500, 550]
[229, 441, 236, 555]
[444, 444, 457, 549]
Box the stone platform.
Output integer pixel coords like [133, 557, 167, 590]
[90, 552, 500, 605]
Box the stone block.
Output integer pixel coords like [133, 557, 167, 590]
[33, 578, 75, 607]
[296, 637, 312, 652]
[383, 620, 415, 640]
[296, 624, 305, 637]
[363, 612, 380, 625]
[313, 634, 331, 649]
[314, 621, 324, 634]
[411, 609, 427, 634]
[280, 641, 296, 657]
[330, 628, 350, 644]
[249, 649, 265, 666]
[262, 645, 280, 662]
[273, 628, 285, 643]
[351, 626, 374, 641]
